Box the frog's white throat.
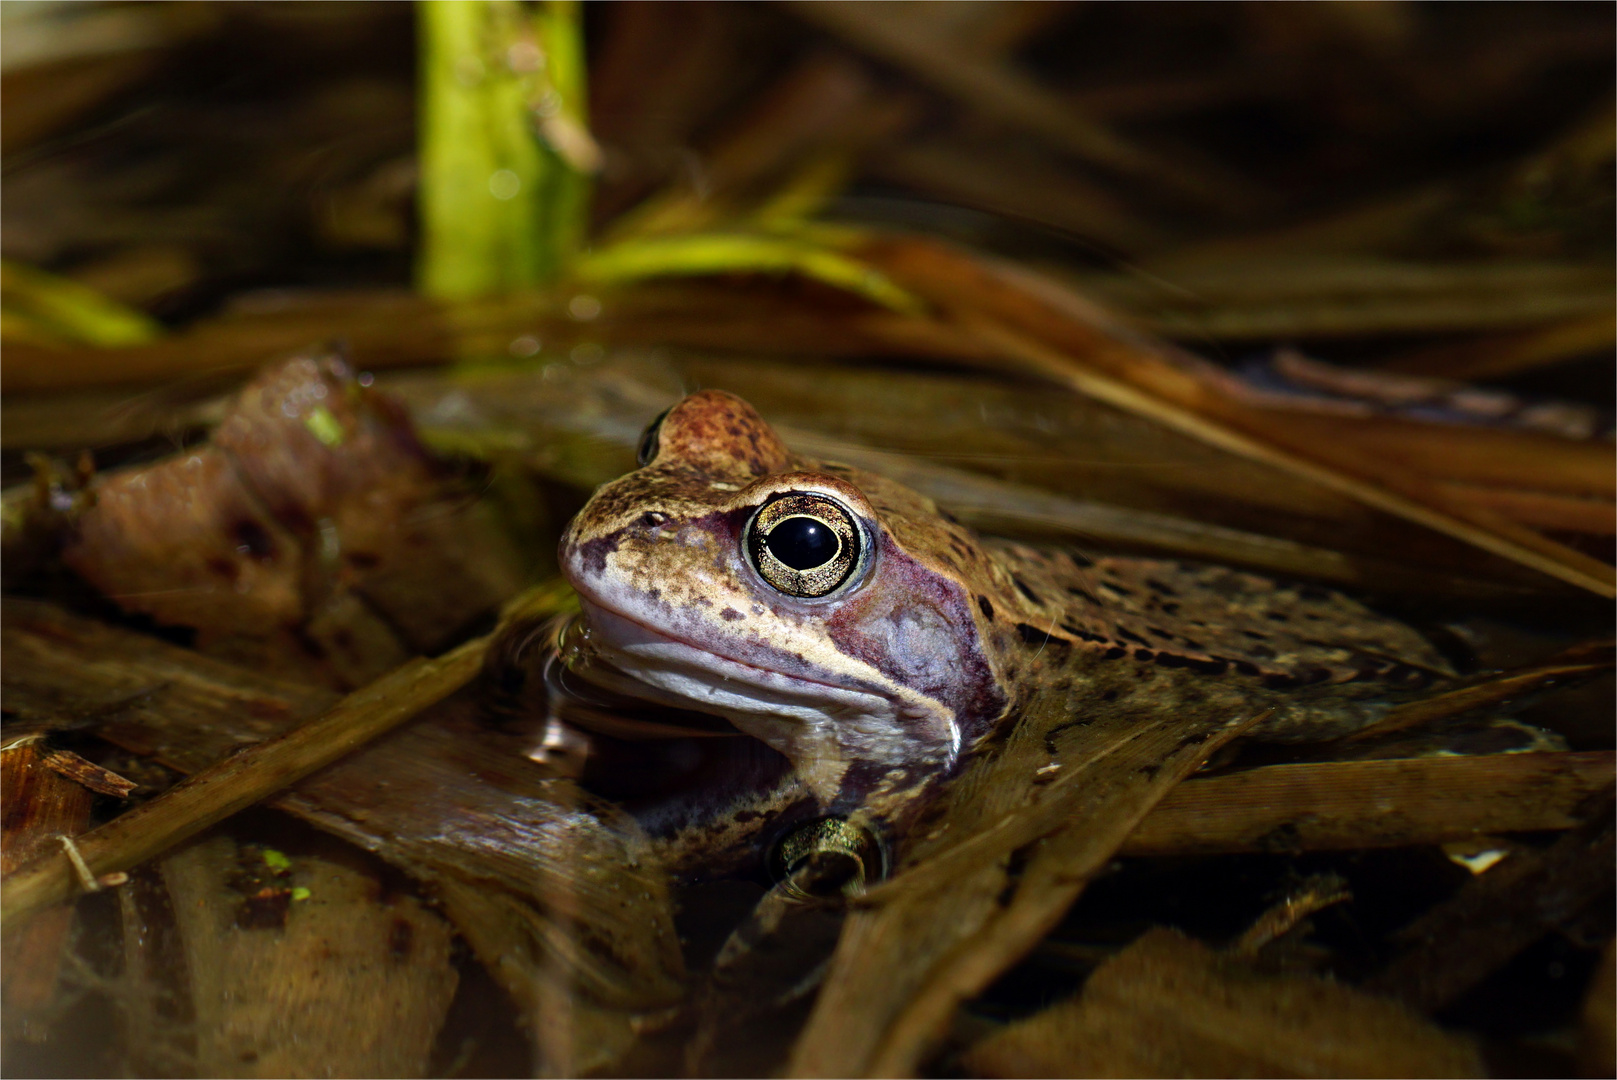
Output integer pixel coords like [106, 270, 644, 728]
[566, 599, 960, 800]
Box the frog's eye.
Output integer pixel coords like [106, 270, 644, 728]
[636, 408, 670, 467]
[746, 493, 863, 598]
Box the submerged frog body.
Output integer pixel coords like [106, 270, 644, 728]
[540, 390, 1453, 873]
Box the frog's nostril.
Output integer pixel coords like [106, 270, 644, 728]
[637, 511, 669, 529]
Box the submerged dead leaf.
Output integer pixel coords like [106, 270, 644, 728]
[149, 833, 459, 1079]
[960, 927, 1484, 1079]
[60, 350, 528, 689]
[0, 599, 685, 1076]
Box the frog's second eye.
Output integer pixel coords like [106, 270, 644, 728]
[746, 493, 863, 598]
[636, 408, 670, 467]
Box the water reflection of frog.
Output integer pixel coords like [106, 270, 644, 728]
[495, 390, 1455, 884]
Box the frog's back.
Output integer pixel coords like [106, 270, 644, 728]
[966, 538, 1455, 744]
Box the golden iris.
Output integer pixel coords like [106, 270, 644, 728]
[746, 493, 862, 597]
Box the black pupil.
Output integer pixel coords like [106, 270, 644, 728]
[766, 517, 837, 570]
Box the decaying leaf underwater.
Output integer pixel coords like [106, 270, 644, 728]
[2, 3, 1613, 1078]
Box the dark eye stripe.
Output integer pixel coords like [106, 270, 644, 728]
[746, 493, 863, 598]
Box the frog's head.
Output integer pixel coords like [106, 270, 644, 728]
[559, 390, 1006, 798]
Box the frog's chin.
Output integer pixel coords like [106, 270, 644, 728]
[567, 597, 958, 795]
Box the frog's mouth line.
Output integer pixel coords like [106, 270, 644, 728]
[564, 591, 954, 768]
[571, 595, 881, 711]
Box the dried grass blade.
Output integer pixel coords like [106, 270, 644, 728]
[1257, 412, 1613, 499]
[861, 713, 1269, 1077]
[779, 426, 1525, 594]
[1124, 751, 1617, 857]
[781, 0, 1247, 209]
[575, 232, 922, 313]
[788, 688, 1265, 1078]
[0, 633, 487, 925]
[1433, 484, 1615, 535]
[963, 315, 1613, 596]
[853, 236, 1612, 594]
[1372, 312, 1616, 380]
[1337, 641, 1614, 744]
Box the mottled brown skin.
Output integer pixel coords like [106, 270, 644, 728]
[549, 391, 1454, 874]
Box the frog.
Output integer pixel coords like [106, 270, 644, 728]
[503, 389, 1457, 884]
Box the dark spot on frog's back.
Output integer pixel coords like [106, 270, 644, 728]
[1012, 575, 1042, 605]
[721, 607, 744, 621]
[1061, 622, 1108, 644]
[978, 596, 995, 620]
[1153, 652, 1229, 676]
[1015, 623, 1069, 649]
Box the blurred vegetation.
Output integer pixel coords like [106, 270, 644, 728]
[416, 0, 594, 297]
[0, 259, 162, 347]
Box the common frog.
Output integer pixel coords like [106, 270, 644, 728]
[508, 390, 1454, 882]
